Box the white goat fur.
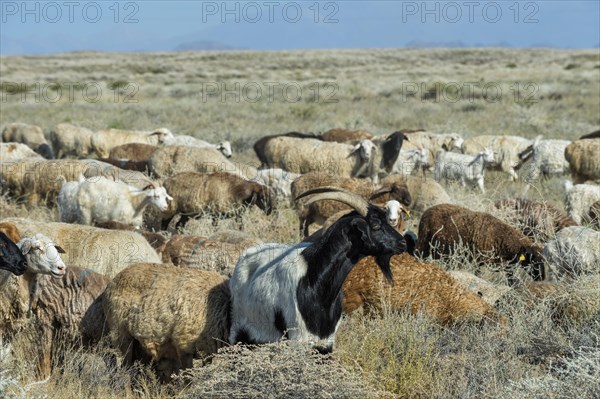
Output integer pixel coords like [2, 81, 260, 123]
[434, 148, 494, 193]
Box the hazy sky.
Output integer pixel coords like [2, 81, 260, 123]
[1, 1, 599, 54]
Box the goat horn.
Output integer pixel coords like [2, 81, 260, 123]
[370, 186, 392, 199]
[295, 187, 369, 217]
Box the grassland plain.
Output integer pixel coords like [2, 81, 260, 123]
[0, 48, 599, 398]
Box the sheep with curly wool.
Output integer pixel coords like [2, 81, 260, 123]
[48, 123, 94, 159]
[229, 187, 406, 353]
[103, 262, 230, 381]
[417, 204, 546, 285]
[342, 253, 504, 325]
[564, 138, 600, 183]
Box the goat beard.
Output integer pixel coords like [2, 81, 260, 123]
[375, 253, 394, 284]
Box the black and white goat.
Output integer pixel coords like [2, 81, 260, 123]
[228, 187, 407, 353]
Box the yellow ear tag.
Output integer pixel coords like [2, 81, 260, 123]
[519, 254, 526, 261]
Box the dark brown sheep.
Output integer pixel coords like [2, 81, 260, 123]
[494, 198, 578, 241]
[417, 204, 545, 285]
[162, 171, 273, 230]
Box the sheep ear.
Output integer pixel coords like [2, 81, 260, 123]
[55, 245, 65, 254]
[20, 240, 33, 255]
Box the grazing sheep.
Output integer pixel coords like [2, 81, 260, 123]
[543, 226, 600, 279]
[57, 175, 172, 228]
[3, 218, 161, 278]
[494, 198, 578, 241]
[518, 138, 571, 180]
[261, 136, 379, 181]
[103, 262, 230, 381]
[161, 235, 246, 276]
[564, 138, 600, 183]
[461, 135, 533, 180]
[1, 122, 54, 159]
[229, 188, 406, 352]
[342, 253, 504, 325]
[164, 135, 233, 158]
[320, 128, 373, 144]
[563, 181, 600, 224]
[162, 171, 273, 230]
[149, 145, 257, 180]
[90, 127, 174, 158]
[417, 204, 546, 285]
[109, 142, 159, 161]
[291, 172, 411, 237]
[382, 174, 452, 214]
[48, 123, 93, 158]
[253, 132, 323, 167]
[0, 232, 27, 275]
[434, 148, 495, 193]
[0, 142, 43, 161]
[254, 168, 300, 204]
[403, 130, 464, 153]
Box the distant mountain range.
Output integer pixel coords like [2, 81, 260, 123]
[173, 40, 243, 51]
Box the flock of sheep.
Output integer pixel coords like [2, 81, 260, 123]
[0, 121, 599, 384]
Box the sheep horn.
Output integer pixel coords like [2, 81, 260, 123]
[295, 187, 369, 217]
[370, 186, 392, 200]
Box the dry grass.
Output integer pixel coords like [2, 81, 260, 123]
[1, 48, 599, 398]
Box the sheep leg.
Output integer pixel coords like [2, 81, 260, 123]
[35, 330, 53, 378]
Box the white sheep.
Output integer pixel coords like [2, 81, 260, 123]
[0, 143, 43, 162]
[563, 181, 600, 224]
[254, 168, 301, 204]
[164, 135, 233, 158]
[434, 148, 495, 193]
[543, 226, 600, 279]
[58, 175, 172, 228]
[520, 138, 571, 181]
[229, 188, 406, 352]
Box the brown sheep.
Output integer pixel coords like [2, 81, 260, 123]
[162, 171, 273, 230]
[342, 253, 504, 325]
[417, 204, 545, 285]
[291, 172, 411, 236]
[109, 142, 159, 162]
[0, 222, 22, 243]
[93, 221, 169, 256]
[161, 235, 246, 276]
[321, 128, 373, 144]
[564, 138, 600, 183]
[494, 198, 578, 241]
[103, 263, 230, 381]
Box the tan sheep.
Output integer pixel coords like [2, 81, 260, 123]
[382, 174, 452, 214]
[103, 262, 230, 381]
[1, 122, 53, 159]
[342, 253, 504, 325]
[564, 138, 600, 183]
[90, 127, 173, 158]
[0, 142, 43, 161]
[48, 123, 93, 158]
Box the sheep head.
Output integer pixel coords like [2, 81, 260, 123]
[17, 234, 66, 278]
[384, 200, 410, 227]
[514, 244, 546, 281]
[296, 186, 407, 282]
[217, 141, 233, 158]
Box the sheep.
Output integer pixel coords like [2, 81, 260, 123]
[48, 123, 94, 159]
[402, 130, 464, 153]
[366, 131, 410, 179]
[0, 142, 43, 161]
[1, 122, 54, 159]
[161, 171, 273, 230]
[342, 253, 504, 325]
[93, 221, 169, 256]
[0, 232, 27, 276]
[0, 222, 22, 244]
[393, 147, 431, 177]
[518, 138, 571, 180]
[461, 135, 533, 180]
[161, 235, 247, 276]
[3, 218, 161, 278]
[291, 172, 411, 237]
[164, 135, 233, 158]
[447, 270, 511, 307]
[229, 187, 407, 353]
[0, 159, 151, 205]
[261, 136, 379, 181]
[148, 145, 257, 180]
[108, 142, 159, 161]
[563, 181, 600, 224]
[564, 138, 600, 183]
[90, 127, 174, 158]
[434, 148, 495, 193]
[103, 262, 230, 381]
[57, 175, 172, 229]
[494, 198, 578, 241]
[253, 168, 301, 204]
[417, 204, 546, 285]
[320, 128, 373, 144]
[382, 174, 452, 214]
[543, 226, 600, 279]
[253, 132, 323, 167]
